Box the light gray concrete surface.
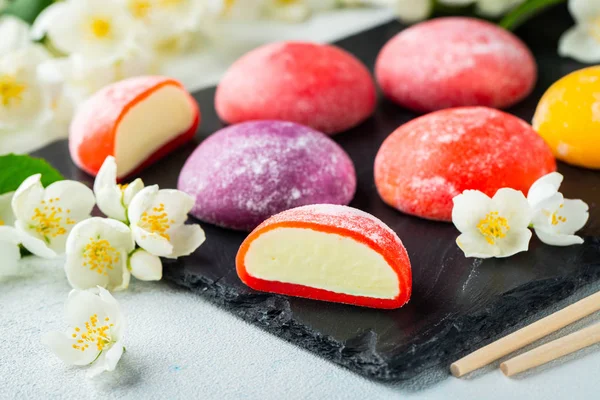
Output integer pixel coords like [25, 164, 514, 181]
[2, 257, 600, 399]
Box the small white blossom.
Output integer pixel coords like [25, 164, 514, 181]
[11, 174, 95, 256]
[559, 0, 600, 63]
[94, 156, 144, 223]
[120, 0, 205, 53]
[0, 17, 64, 131]
[452, 188, 532, 258]
[527, 172, 589, 246]
[128, 185, 205, 258]
[42, 287, 125, 378]
[65, 217, 135, 291]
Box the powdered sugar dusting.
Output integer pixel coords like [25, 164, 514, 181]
[178, 121, 356, 231]
[375, 17, 536, 112]
[215, 42, 376, 134]
[374, 107, 556, 221]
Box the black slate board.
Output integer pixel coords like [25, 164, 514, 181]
[33, 5, 600, 382]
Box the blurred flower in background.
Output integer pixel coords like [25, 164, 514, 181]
[0, 16, 68, 135]
[559, 0, 600, 63]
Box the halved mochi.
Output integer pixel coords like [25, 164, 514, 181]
[236, 204, 412, 309]
[69, 76, 200, 179]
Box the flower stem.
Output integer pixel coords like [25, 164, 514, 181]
[499, 0, 567, 31]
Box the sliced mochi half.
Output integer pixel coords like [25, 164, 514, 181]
[236, 204, 412, 309]
[69, 76, 200, 179]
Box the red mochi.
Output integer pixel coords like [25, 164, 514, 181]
[215, 41, 377, 135]
[374, 107, 556, 221]
[375, 17, 537, 112]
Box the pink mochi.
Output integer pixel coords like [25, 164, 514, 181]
[375, 17, 537, 112]
[215, 41, 377, 135]
[177, 121, 357, 231]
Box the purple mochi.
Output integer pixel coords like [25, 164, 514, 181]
[177, 120, 357, 231]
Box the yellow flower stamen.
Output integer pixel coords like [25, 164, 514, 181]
[31, 197, 74, 241]
[0, 219, 4, 226]
[83, 238, 120, 276]
[477, 211, 510, 245]
[89, 17, 112, 39]
[117, 183, 129, 192]
[71, 315, 113, 352]
[139, 203, 174, 240]
[129, 0, 152, 19]
[275, 0, 298, 4]
[0, 74, 26, 108]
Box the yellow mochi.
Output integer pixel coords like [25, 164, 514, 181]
[533, 66, 600, 169]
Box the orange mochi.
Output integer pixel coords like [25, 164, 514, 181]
[69, 76, 200, 179]
[374, 107, 556, 221]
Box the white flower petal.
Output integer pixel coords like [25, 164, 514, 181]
[491, 188, 532, 230]
[452, 190, 492, 233]
[130, 250, 163, 281]
[558, 198, 589, 234]
[65, 289, 110, 328]
[15, 221, 57, 258]
[11, 174, 44, 222]
[97, 287, 124, 340]
[496, 228, 532, 257]
[0, 191, 15, 226]
[44, 180, 95, 220]
[65, 250, 110, 290]
[150, 189, 194, 225]
[132, 226, 174, 257]
[94, 156, 127, 221]
[123, 178, 144, 206]
[42, 331, 100, 366]
[535, 228, 584, 246]
[568, 0, 600, 24]
[0, 229, 21, 277]
[86, 352, 108, 378]
[527, 172, 563, 207]
[104, 342, 124, 372]
[456, 231, 500, 259]
[168, 224, 206, 259]
[0, 16, 31, 54]
[30, 2, 69, 41]
[128, 185, 158, 224]
[558, 25, 600, 64]
[531, 192, 564, 228]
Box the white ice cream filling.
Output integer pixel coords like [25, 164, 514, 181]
[114, 85, 195, 177]
[244, 227, 400, 299]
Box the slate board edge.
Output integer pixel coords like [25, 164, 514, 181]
[162, 239, 600, 382]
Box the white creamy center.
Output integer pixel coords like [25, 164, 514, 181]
[115, 85, 195, 177]
[245, 227, 400, 299]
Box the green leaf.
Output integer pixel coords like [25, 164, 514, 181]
[1, 0, 54, 25]
[0, 154, 64, 195]
[499, 0, 566, 31]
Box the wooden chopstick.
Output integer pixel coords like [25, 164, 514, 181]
[500, 322, 600, 376]
[450, 290, 600, 377]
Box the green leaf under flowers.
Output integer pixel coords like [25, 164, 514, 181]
[499, 0, 567, 31]
[0, 154, 64, 195]
[0, 0, 54, 25]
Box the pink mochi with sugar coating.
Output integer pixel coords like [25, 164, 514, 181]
[177, 121, 357, 231]
[375, 17, 537, 112]
[215, 41, 377, 135]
